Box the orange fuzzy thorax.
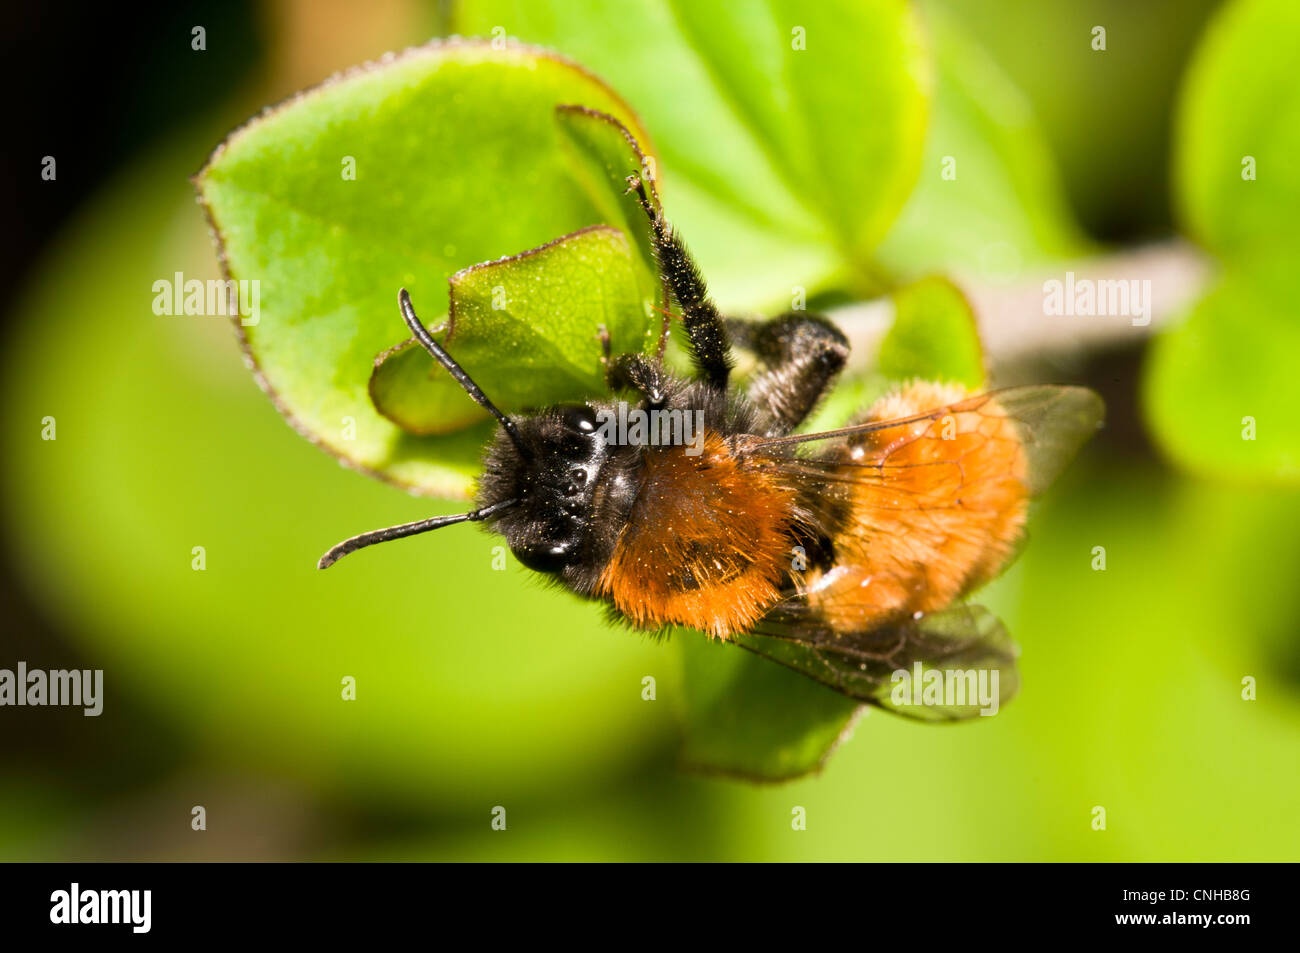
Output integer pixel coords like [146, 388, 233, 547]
[598, 432, 797, 639]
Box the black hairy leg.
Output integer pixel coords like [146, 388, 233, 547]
[597, 322, 669, 407]
[605, 353, 670, 407]
[741, 312, 849, 435]
[626, 174, 733, 390]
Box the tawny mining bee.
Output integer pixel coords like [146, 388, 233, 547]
[321, 176, 1103, 719]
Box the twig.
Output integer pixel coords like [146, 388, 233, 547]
[829, 240, 1214, 370]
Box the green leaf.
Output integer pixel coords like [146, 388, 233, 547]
[664, 0, 928, 259]
[554, 104, 664, 286]
[1149, 0, 1300, 485]
[879, 275, 985, 388]
[370, 226, 658, 434]
[1175, 0, 1300, 257]
[1144, 256, 1300, 484]
[455, 0, 929, 307]
[878, 2, 1089, 273]
[196, 38, 657, 498]
[678, 635, 861, 781]
[368, 332, 487, 436]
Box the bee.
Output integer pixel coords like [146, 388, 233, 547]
[320, 177, 1103, 720]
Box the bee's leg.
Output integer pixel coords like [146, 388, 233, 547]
[722, 317, 758, 352]
[744, 312, 849, 434]
[626, 175, 733, 390]
[606, 353, 669, 409]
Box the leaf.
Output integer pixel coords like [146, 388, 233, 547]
[1147, 0, 1300, 485]
[879, 275, 985, 388]
[554, 104, 664, 286]
[678, 634, 862, 781]
[1144, 256, 1300, 484]
[664, 0, 928, 259]
[370, 226, 658, 434]
[368, 333, 487, 436]
[455, 0, 930, 307]
[877, 2, 1089, 273]
[197, 38, 658, 498]
[1174, 0, 1300, 258]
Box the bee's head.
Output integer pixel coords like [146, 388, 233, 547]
[317, 290, 638, 572]
[476, 403, 621, 573]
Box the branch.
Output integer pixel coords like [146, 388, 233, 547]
[830, 240, 1214, 371]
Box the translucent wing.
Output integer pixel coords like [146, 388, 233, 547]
[738, 603, 1018, 721]
[725, 385, 1098, 717]
[737, 384, 1103, 614]
[742, 384, 1104, 498]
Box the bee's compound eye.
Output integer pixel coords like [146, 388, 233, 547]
[563, 406, 599, 434]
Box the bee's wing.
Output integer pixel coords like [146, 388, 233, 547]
[728, 386, 1097, 716]
[739, 603, 1018, 721]
[743, 384, 1104, 497]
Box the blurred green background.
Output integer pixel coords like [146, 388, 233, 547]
[2, 0, 1297, 861]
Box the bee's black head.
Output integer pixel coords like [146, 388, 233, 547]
[477, 403, 638, 577]
[316, 291, 638, 574]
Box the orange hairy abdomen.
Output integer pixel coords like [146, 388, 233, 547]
[598, 433, 796, 639]
[806, 381, 1029, 630]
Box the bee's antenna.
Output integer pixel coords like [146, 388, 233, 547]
[318, 497, 518, 569]
[398, 288, 531, 459]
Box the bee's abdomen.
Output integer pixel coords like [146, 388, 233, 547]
[805, 381, 1029, 631]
